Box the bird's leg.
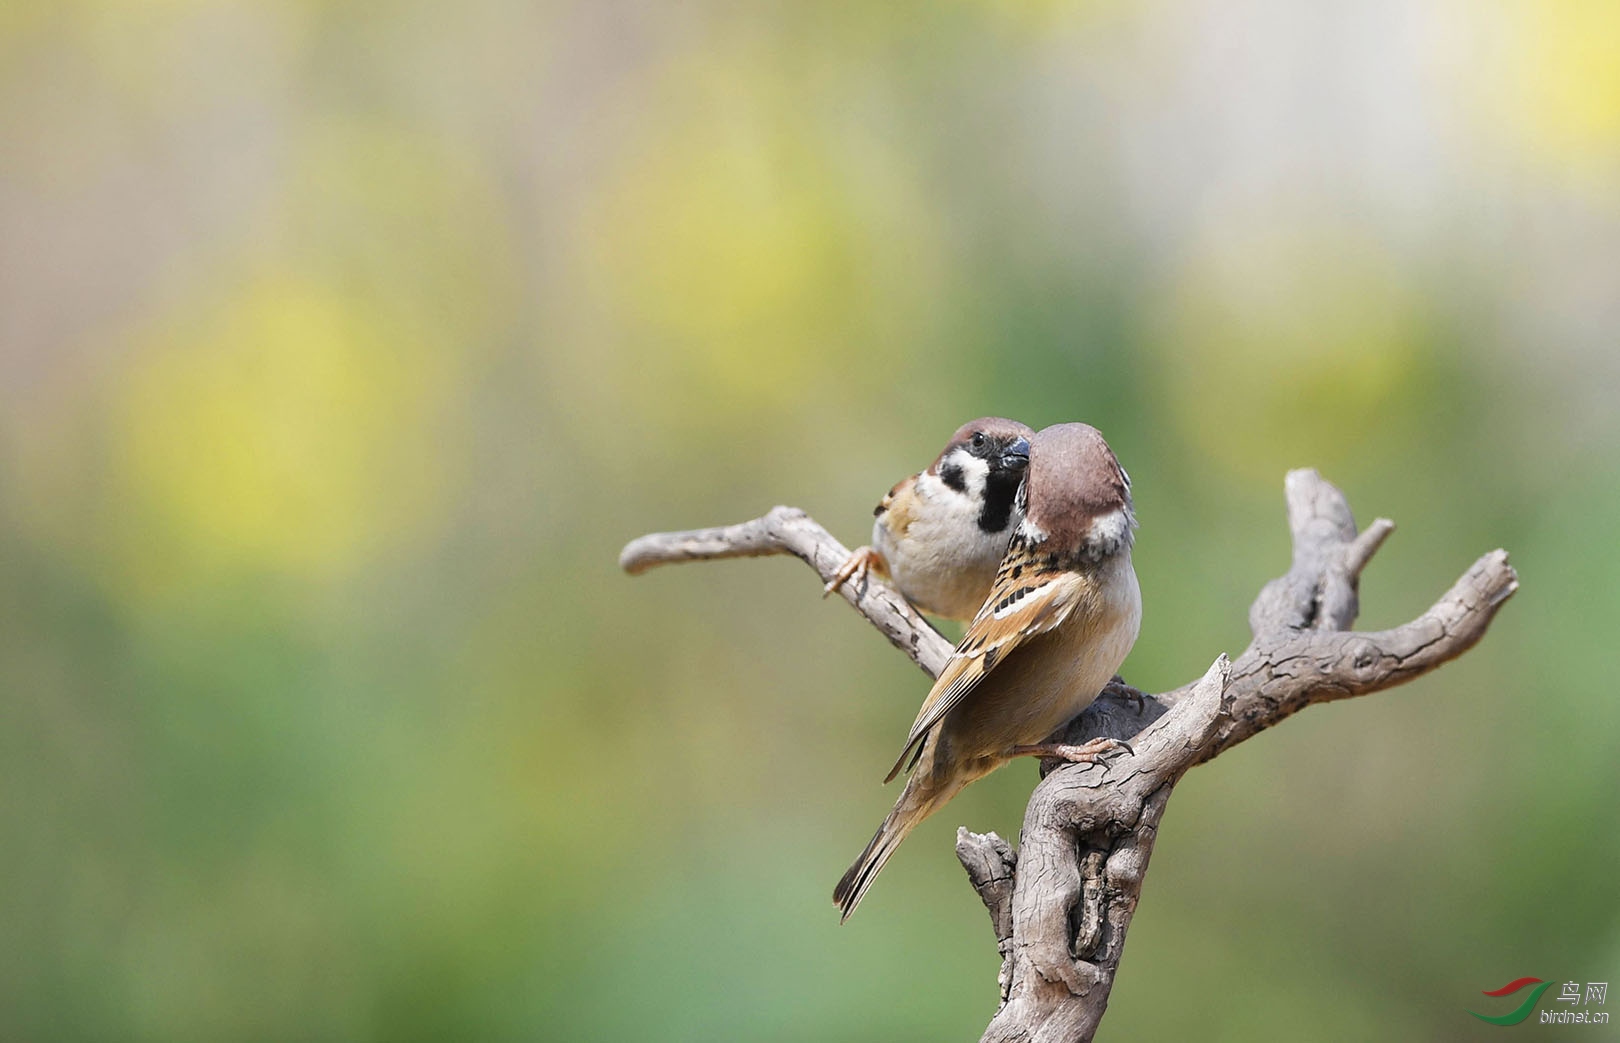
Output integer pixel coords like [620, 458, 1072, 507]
[824, 546, 885, 598]
[1010, 737, 1135, 763]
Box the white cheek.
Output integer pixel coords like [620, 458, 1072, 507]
[1090, 507, 1133, 548]
[954, 453, 991, 498]
[918, 452, 991, 506]
[959, 459, 984, 495]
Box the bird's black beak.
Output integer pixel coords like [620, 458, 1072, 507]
[999, 437, 1030, 472]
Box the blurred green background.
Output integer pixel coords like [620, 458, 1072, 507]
[2, 1, 1617, 1040]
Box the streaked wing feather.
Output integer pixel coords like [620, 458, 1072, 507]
[883, 547, 1083, 781]
[873, 474, 911, 519]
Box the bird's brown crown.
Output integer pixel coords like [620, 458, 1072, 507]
[1022, 423, 1134, 560]
[928, 416, 1036, 474]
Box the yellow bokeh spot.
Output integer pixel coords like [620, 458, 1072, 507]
[576, 45, 884, 426]
[1152, 223, 1423, 485]
[611, 129, 835, 352]
[107, 276, 453, 594]
[1514, 0, 1620, 156]
[1466, 0, 1620, 193]
[287, 117, 517, 344]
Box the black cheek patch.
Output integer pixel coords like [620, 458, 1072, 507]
[977, 472, 1020, 533]
[939, 464, 967, 493]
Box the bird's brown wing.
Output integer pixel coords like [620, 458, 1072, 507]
[883, 542, 1085, 782]
[873, 473, 915, 527]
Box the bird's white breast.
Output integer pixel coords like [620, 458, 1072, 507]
[991, 553, 1140, 746]
[873, 465, 1014, 620]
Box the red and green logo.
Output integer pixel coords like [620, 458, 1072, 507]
[1468, 977, 1554, 1026]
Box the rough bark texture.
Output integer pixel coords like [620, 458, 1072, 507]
[620, 469, 1517, 1042]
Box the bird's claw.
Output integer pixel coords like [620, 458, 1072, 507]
[1011, 737, 1135, 764]
[824, 546, 880, 599]
[1103, 676, 1147, 714]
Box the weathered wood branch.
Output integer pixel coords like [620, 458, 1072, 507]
[620, 506, 953, 677]
[619, 469, 1516, 1042]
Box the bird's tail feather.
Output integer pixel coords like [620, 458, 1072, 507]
[832, 778, 945, 922]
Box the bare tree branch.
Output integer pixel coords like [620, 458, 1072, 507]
[620, 505, 953, 677]
[619, 469, 1517, 1042]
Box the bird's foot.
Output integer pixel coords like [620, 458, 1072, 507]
[824, 546, 883, 598]
[1011, 737, 1135, 764]
[1101, 676, 1147, 714]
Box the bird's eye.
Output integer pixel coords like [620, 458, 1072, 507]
[971, 432, 986, 449]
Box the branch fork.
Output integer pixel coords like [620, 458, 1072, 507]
[621, 469, 1516, 1041]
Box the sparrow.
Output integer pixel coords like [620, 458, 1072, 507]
[833, 422, 1141, 921]
[826, 418, 1036, 621]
